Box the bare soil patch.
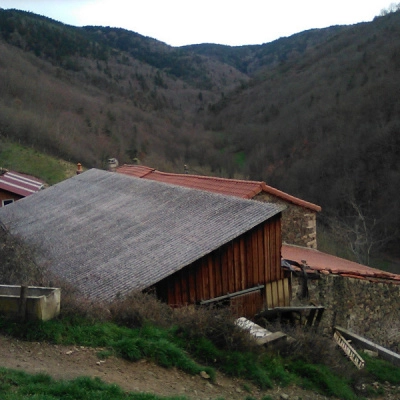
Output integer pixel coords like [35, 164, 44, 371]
[0, 333, 338, 399]
[1, 334, 399, 399]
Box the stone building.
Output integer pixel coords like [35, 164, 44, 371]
[116, 164, 321, 249]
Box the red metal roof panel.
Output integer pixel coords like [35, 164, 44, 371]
[0, 171, 44, 197]
[115, 165, 155, 178]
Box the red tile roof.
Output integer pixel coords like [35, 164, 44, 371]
[0, 170, 44, 197]
[282, 245, 400, 283]
[116, 165, 154, 178]
[116, 165, 321, 212]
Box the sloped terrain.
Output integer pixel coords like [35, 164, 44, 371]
[0, 334, 349, 400]
[0, 8, 399, 259]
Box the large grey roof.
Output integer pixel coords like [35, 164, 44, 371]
[0, 169, 284, 301]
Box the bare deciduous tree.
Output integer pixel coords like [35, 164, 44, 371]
[328, 196, 397, 266]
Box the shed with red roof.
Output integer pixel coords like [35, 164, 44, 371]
[0, 169, 44, 207]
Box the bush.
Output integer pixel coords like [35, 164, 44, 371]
[0, 223, 45, 285]
[110, 291, 173, 329]
[276, 325, 350, 374]
[172, 305, 257, 352]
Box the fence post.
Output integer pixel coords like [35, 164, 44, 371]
[18, 285, 28, 321]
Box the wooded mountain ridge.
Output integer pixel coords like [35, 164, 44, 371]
[0, 8, 399, 264]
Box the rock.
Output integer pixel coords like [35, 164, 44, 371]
[65, 350, 73, 355]
[363, 349, 378, 357]
[205, 382, 213, 389]
[280, 394, 289, 399]
[200, 371, 210, 379]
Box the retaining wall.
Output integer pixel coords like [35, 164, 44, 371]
[291, 274, 400, 353]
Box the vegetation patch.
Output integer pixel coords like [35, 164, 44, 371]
[0, 140, 77, 184]
[1, 291, 399, 400]
[0, 367, 186, 400]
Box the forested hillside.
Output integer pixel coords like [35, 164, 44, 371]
[203, 11, 400, 264]
[0, 8, 399, 263]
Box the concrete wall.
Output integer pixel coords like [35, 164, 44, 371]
[0, 285, 61, 321]
[291, 274, 400, 353]
[255, 193, 318, 248]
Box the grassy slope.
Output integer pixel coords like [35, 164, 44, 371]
[2, 315, 400, 400]
[0, 141, 78, 185]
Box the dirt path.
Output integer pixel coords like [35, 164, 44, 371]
[1, 333, 397, 400]
[0, 334, 338, 399]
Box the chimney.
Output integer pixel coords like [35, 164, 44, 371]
[76, 163, 83, 175]
[108, 158, 119, 172]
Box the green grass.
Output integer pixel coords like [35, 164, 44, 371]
[0, 140, 78, 184]
[362, 352, 400, 384]
[287, 361, 357, 400]
[0, 367, 186, 399]
[1, 316, 400, 399]
[0, 318, 215, 381]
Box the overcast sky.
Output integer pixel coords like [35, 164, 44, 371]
[0, 0, 394, 46]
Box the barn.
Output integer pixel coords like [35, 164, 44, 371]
[0, 169, 288, 317]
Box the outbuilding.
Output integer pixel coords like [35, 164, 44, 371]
[0, 169, 288, 317]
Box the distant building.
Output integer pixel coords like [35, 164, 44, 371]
[0, 169, 44, 207]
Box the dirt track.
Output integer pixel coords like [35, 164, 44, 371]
[2, 333, 399, 399]
[0, 333, 345, 399]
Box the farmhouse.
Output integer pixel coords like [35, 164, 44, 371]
[0, 169, 288, 317]
[116, 164, 321, 249]
[0, 168, 44, 207]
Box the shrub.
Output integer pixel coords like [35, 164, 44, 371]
[276, 325, 350, 375]
[110, 291, 173, 329]
[0, 223, 45, 285]
[172, 305, 257, 352]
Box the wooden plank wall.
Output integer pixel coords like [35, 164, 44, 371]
[230, 290, 264, 319]
[265, 278, 290, 308]
[156, 214, 286, 314]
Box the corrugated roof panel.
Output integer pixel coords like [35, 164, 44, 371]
[0, 171, 44, 197]
[0, 169, 284, 301]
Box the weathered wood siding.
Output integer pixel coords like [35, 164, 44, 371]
[0, 190, 21, 206]
[155, 213, 289, 315]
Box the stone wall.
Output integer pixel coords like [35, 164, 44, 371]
[255, 193, 317, 248]
[291, 273, 400, 353]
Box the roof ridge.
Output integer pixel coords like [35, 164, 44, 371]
[152, 169, 263, 185]
[117, 165, 321, 212]
[260, 183, 321, 212]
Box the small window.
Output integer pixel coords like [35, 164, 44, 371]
[2, 199, 14, 206]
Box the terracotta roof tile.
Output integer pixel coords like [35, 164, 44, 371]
[0, 169, 284, 301]
[116, 165, 321, 212]
[282, 244, 400, 283]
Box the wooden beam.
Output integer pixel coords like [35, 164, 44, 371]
[200, 285, 264, 305]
